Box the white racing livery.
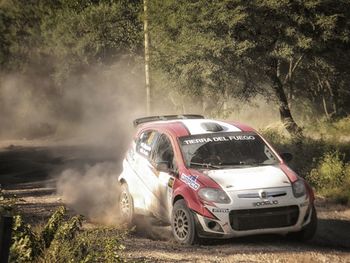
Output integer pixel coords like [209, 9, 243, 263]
[118, 115, 317, 244]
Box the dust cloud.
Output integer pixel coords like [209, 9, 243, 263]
[0, 60, 145, 144]
[0, 59, 146, 224]
[56, 162, 121, 225]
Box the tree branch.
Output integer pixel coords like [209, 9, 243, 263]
[283, 54, 305, 85]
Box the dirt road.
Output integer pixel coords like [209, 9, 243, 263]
[1, 142, 350, 262]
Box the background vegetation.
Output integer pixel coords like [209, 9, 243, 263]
[0, 1, 350, 260]
[0, 0, 350, 241]
[0, 197, 127, 262]
[1, 0, 349, 197]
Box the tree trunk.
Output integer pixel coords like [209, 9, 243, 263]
[322, 94, 330, 120]
[270, 63, 303, 138]
[144, 0, 151, 115]
[325, 80, 341, 118]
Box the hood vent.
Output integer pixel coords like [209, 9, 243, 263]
[200, 122, 224, 132]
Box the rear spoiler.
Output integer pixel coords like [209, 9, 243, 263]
[133, 114, 204, 127]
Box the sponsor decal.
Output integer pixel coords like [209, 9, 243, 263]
[139, 147, 149, 156]
[139, 142, 151, 156]
[252, 200, 279, 207]
[212, 208, 230, 213]
[168, 177, 175, 188]
[180, 173, 200, 190]
[228, 135, 255, 141]
[183, 135, 255, 145]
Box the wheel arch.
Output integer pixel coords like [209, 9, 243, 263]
[173, 194, 185, 205]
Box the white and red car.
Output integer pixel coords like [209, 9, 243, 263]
[118, 115, 317, 244]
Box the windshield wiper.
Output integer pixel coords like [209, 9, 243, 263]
[236, 161, 276, 166]
[217, 161, 269, 167]
[189, 162, 222, 169]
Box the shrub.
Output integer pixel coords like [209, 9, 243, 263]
[40, 227, 126, 263]
[308, 151, 345, 189]
[7, 206, 127, 262]
[9, 216, 41, 262]
[307, 151, 350, 204]
[41, 206, 67, 248]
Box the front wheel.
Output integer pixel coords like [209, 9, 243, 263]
[171, 199, 198, 245]
[289, 205, 317, 241]
[119, 183, 134, 227]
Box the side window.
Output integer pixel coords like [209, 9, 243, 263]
[136, 130, 157, 158]
[153, 134, 176, 169]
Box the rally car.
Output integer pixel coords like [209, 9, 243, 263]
[118, 115, 317, 244]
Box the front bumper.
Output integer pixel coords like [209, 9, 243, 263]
[195, 187, 312, 238]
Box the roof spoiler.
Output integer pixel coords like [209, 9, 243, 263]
[133, 114, 204, 127]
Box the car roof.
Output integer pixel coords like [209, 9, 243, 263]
[137, 118, 256, 138]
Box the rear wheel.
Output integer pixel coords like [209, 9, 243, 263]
[171, 199, 198, 245]
[119, 183, 134, 227]
[289, 205, 317, 241]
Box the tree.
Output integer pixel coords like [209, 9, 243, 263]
[40, 0, 143, 85]
[149, 0, 350, 137]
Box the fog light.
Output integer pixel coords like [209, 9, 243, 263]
[206, 220, 224, 232]
[207, 221, 216, 229]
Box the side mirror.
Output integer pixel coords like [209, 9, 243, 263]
[155, 161, 170, 172]
[280, 152, 293, 162]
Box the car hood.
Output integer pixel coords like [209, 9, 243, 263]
[203, 165, 291, 191]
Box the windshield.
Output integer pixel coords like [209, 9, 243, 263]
[179, 132, 279, 169]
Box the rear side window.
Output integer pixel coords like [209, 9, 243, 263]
[136, 130, 157, 158]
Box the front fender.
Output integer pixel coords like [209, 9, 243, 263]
[172, 180, 215, 219]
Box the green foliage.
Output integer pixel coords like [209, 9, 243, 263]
[43, 215, 84, 261]
[9, 206, 77, 262]
[0, 0, 143, 78]
[40, 0, 143, 84]
[308, 151, 346, 189]
[10, 215, 41, 262]
[149, 0, 350, 135]
[1, 0, 350, 136]
[41, 227, 127, 263]
[307, 151, 350, 204]
[7, 206, 127, 262]
[0, 187, 16, 216]
[41, 206, 66, 248]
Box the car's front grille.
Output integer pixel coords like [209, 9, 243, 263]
[229, 206, 299, 231]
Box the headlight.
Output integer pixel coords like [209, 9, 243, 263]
[198, 188, 230, 204]
[292, 180, 306, 198]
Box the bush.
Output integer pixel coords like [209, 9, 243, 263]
[41, 227, 126, 263]
[307, 151, 350, 204]
[9, 215, 41, 262]
[308, 151, 346, 189]
[8, 206, 127, 262]
[41, 206, 67, 248]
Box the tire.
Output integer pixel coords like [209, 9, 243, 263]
[119, 183, 134, 227]
[171, 199, 198, 245]
[289, 205, 317, 241]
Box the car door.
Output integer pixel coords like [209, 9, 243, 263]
[132, 129, 160, 213]
[151, 133, 177, 223]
